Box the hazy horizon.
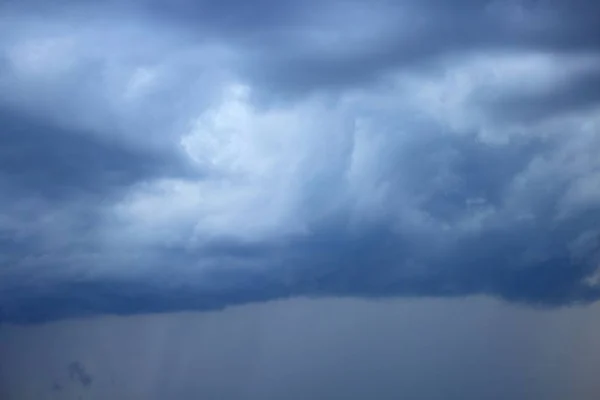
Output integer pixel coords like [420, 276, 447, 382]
[4, 296, 600, 400]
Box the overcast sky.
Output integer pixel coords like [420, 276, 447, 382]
[1, 0, 600, 321]
[2, 1, 600, 399]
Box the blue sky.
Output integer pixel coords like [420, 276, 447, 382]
[1, 0, 600, 323]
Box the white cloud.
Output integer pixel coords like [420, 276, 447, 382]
[111, 83, 355, 245]
[398, 51, 600, 143]
[0, 15, 238, 154]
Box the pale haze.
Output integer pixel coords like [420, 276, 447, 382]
[4, 298, 600, 399]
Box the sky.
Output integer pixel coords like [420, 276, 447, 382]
[4, 297, 600, 400]
[1, 0, 600, 323]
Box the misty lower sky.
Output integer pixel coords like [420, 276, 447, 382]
[3, 297, 600, 400]
[1, 0, 600, 398]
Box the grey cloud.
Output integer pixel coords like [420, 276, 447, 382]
[0, 107, 180, 200]
[3, 128, 600, 323]
[3, 0, 599, 101]
[488, 69, 600, 124]
[225, 0, 600, 97]
[1, 0, 600, 323]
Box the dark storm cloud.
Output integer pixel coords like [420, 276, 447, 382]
[3, 207, 600, 324]
[1, 0, 600, 323]
[4, 0, 600, 96]
[3, 127, 600, 323]
[163, 0, 600, 97]
[0, 107, 181, 200]
[487, 69, 600, 124]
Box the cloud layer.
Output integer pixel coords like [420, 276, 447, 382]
[1, 0, 600, 322]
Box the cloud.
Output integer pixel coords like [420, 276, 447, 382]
[1, 0, 600, 323]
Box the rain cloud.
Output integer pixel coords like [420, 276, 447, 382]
[1, 0, 600, 322]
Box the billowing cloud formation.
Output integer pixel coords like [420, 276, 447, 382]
[1, 0, 600, 323]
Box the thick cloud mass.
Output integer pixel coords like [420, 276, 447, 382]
[1, 0, 600, 323]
